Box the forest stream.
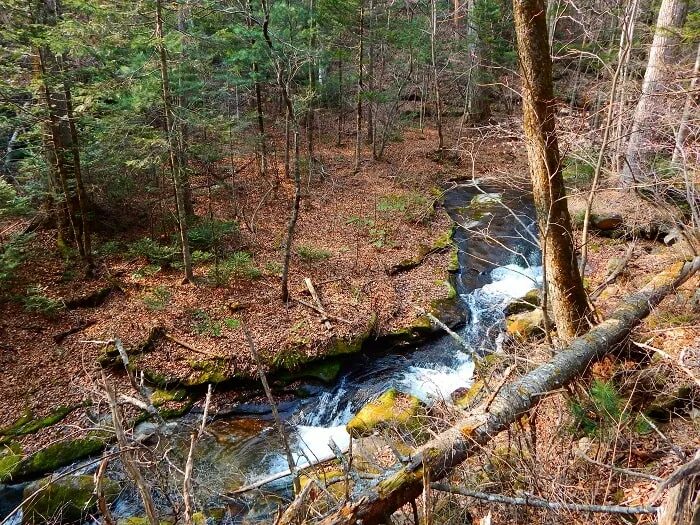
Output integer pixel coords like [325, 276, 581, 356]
[1, 183, 542, 524]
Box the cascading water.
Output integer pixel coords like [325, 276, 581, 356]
[159, 184, 543, 508]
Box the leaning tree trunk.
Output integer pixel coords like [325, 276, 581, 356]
[621, 0, 689, 187]
[314, 256, 700, 525]
[514, 0, 592, 340]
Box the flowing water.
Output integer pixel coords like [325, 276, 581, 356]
[0, 183, 541, 523]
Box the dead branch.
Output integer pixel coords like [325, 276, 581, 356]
[590, 242, 636, 300]
[431, 483, 658, 515]
[304, 277, 333, 331]
[102, 372, 159, 525]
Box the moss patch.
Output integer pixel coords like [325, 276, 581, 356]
[184, 357, 230, 386]
[150, 388, 187, 406]
[346, 388, 422, 438]
[23, 475, 119, 524]
[15, 437, 107, 480]
[0, 406, 78, 440]
[0, 442, 22, 483]
[451, 380, 485, 409]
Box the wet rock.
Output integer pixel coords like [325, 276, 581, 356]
[22, 475, 119, 524]
[451, 380, 485, 409]
[504, 289, 540, 316]
[506, 308, 544, 340]
[346, 388, 422, 438]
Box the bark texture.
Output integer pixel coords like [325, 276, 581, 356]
[513, 0, 592, 340]
[621, 0, 688, 186]
[316, 256, 700, 525]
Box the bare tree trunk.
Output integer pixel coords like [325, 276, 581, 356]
[672, 42, 700, 166]
[156, 0, 193, 281]
[336, 57, 343, 147]
[430, 0, 444, 151]
[259, 0, 301, 303]
[62, 76, 93, 273]
[366, 0, 375, 149]
[354, 0, 364, 173]
[613, 0, 640, 172]
[621, 0, 689, 187]
[514, 0, 592, 341]
[316, 256, 700, 525]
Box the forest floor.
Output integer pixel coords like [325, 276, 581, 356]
[0, 117, 527, 457]
[1, 111, 699, 525]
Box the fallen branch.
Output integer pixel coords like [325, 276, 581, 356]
[293, 296, 353, 324]
[305, 277, 333, 331]
[590, 242, 636, 300]
[575, 450, 662, 482]
[164, 332, 219, 357]
[315, 256, 700, 525]
[431, 483, 658, 515]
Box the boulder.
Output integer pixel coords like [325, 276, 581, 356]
[23, 475, 119, 524]
[451, 380, 485, 410]
[590, 213, 623, 231]
[506, 308, 544, 340]
[346, 388, 422, 438]
[504, 289, 540, 316]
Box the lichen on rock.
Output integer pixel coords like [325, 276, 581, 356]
[346, 388, 423, 438]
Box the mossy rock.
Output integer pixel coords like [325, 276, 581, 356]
[184, 357, 231, 386]
[150, 388, 187, 406]
[23, 475, 119, 524]
[451, 380, 485, 410]
[328, 314, 378, 356]
[645, 385, 694, 422]
[346, 388, 422, 438]
[15, 437, 107, 480]
[276, 358, 342, 385]
[0, 441, 22, 483]
[504, 289, 540, 316]
[506, 308, 544, 341]
[1, 406, 79, 441]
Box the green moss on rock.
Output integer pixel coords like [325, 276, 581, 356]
[451, 380, 485, 409]
[346, 388, 422, 438]
[23, 475, 119, 524]
[16, 437, 107, 480]
[184, 358, 230, 386]
[0, 442, 22, 483]
[150, 388, 187, 406]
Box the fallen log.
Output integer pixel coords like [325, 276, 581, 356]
[316, 256, 700, 525]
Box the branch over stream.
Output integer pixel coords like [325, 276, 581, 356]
[309, 256, 700, 525]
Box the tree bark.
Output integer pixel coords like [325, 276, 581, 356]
[354, 0, 364, 173]
[429, 0, 444, 151]
[514, 0, 592, 340]
[316, 256, 700, 525]
[672, 42, 700, 166]
[156, 0, 193, 281]
[621, 0, 689, 187]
